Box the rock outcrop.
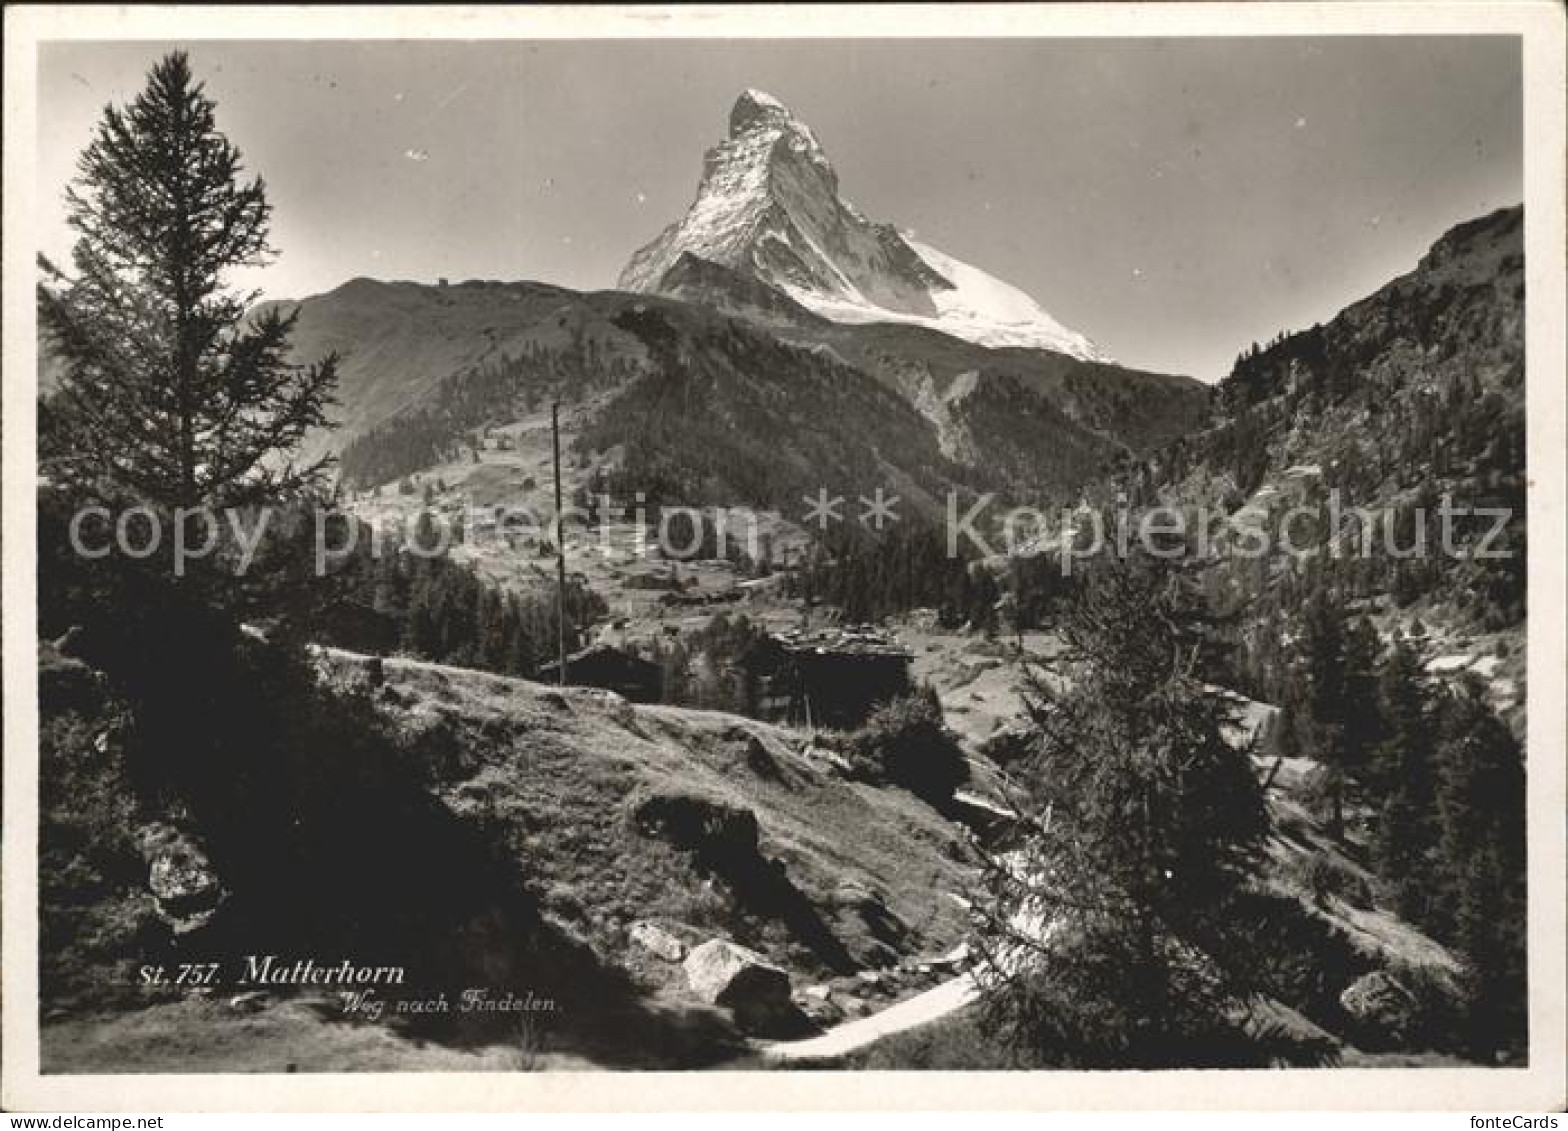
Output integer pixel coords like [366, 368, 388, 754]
[138, 823, 226, 934]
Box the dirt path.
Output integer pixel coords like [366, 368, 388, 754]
[759, 973, 979, 1063]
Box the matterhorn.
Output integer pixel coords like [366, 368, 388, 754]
[619, 89, 1107, 360]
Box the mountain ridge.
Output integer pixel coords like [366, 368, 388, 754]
[260, 268, 1205, 509]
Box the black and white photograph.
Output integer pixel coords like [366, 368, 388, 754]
[2, 2, 1564, 1114]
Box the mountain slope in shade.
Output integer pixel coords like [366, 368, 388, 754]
[619, 89, 1107, 361]
[252, 278, 649, 447]
[649, 253, 1205, 472]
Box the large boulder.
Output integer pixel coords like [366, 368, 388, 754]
[139, 824, 225, 934]
[1339, 970, 1419, 1047]
[683, 939, 793, 1031]
[795, 984, 845, 1028]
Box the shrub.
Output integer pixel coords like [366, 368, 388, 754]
[38, 659, 163, 1014]
[628, 790, 760, 867]
[1289, 853, 1375, 910]
[842, 688, 968, 807]
[1378, 958, 1512, 1061]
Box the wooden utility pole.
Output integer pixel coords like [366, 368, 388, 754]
[552, 401, 568, 686]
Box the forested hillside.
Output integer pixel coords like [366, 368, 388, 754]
[267, 270, 1204, 517]
[1107, 206, 1524, 695]
[1103, 206, 1531, 1057]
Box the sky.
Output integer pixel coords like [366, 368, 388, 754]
[36, 37, 1521, 380]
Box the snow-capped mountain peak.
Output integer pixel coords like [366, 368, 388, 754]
[729, 88, 798, 136]
[618, 89, 1108, 362]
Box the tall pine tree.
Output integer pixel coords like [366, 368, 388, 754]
[1433, 678, 1527, 1059]
[39, 52, 338, 515]
[972, 553, 1272, 1067]
[1371, 638, 1438, 921]
[1294, 589, 1352, 835]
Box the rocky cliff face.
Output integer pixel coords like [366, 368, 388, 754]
[620, 90, 1106, 360]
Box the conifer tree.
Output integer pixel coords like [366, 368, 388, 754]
[972, 553, 1271, 1067]
[39, 52, 339, 513]
[1293, 590, 1351, 835]
[1371, 639, 1438, 921]
[1433, 678, 1527, 1058]
[1341, 616, 1385, 767]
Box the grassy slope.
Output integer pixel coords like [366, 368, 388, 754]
[317, 649, 976, 976]
[40, 628, 1467, 1072]
[42, 646, 977, 1073]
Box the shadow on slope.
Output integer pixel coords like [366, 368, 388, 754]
[38, 566, 746, 1069]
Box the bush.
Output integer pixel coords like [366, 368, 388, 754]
[1289, 853, 1375, 910]
[1223, 889, 1374, 1034]
[38, 653, 164, 1013]
[842, 688, 969, 807]
[1381, 959, 1472, 1057]
[977, 928, 1332, 1068]
[37, 563, 572, 1024]
[628, 790, 760, 867]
